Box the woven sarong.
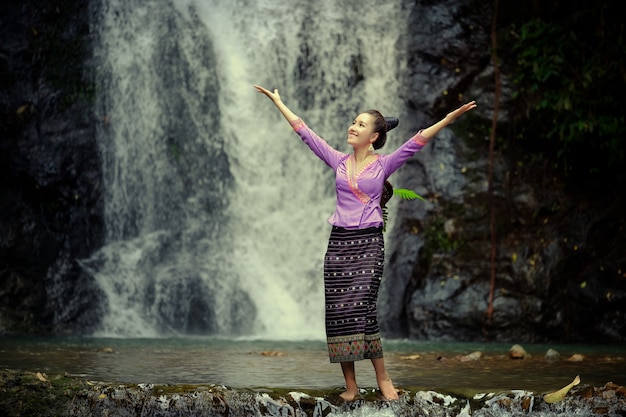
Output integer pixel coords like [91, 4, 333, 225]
[324, 226, 385, 363]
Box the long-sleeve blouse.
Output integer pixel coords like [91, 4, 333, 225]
[290, 118, 429, 229]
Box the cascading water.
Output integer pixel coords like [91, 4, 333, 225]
[85, 0, 409, 338]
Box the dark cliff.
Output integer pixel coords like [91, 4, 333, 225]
[0, 0, 105, 334]
[380, 0, 626, 343]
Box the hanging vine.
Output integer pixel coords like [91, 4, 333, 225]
[485, 0, 501, 327]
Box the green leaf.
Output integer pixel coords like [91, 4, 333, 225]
[393, 188, 425, 201]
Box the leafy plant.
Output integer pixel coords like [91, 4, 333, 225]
[423, 217, 460, 254]
[382, 188, 424, 232]
[506, 13, 626, 187]
[394, 188, 425, 201]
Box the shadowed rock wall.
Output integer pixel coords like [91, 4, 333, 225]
[0, 0, 105, 334]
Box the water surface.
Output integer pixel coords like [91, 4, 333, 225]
[1, 337, 623, 395]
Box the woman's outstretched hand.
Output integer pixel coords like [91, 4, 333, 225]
[254, 85, 281, 103]
[445, 100, 477, 123]
[419, 100, 478, 140]
[253, 84, 299, 123]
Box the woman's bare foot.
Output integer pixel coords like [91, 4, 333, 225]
[378, 378, 399, 401]
[339, 388, 360, 401]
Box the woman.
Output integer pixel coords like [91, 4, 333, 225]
[254, 84, 476, 401]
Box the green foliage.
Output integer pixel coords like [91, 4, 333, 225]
[506, 9, 626, 187]
[423, 217, 460, 254]
[382, 207, 389, 232]
[382, 188, 424, 232]
[393, 188, 425, 201]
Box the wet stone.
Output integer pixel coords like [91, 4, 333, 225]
[1, 370, 626, 416]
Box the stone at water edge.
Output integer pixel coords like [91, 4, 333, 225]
[458, 351, 482, 362]
[544, 348, 560, 362]
[509, 344, 530, 359]
[399, 354, 422, 360]
[566, 353, 585, 362]
[543, 375, 581, 403]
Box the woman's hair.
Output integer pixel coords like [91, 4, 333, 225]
[362, 111, 399, 223]
[363, 110, 399, 150]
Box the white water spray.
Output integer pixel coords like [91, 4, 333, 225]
[87, 0, 408, 339]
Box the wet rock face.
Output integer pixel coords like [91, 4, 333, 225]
[1, 370, 625, 417]
[379, 0, 626, 344]
[0, 0, 105, 334]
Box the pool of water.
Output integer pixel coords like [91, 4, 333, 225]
[1, 337, 624, 394]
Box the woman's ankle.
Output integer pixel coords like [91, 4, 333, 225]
[340, 387, 360, 401]
[378, 377, 399, 400]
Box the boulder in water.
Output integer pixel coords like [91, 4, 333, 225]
[458, 351, 482, 362]
[544, 348, 560, 362]
[509, 344, 530, 359]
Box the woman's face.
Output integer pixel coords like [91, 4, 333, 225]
[347, 113, 379, 149]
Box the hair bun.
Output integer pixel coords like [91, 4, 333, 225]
[384, 117, 399, 132]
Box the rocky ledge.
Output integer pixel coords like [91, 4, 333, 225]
[1, 369, 625, 417]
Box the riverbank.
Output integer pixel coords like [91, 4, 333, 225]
[1, 369, 624, 417]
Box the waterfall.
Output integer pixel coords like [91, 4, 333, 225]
[86, 0, 409, 338]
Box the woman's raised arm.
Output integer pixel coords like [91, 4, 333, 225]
[419, 100, 477, 140]
[254, 85, 299, 124]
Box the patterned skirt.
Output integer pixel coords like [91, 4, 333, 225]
[324, 225, 385, 363]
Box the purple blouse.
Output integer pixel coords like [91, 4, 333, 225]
[290, 118, 429, 229]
